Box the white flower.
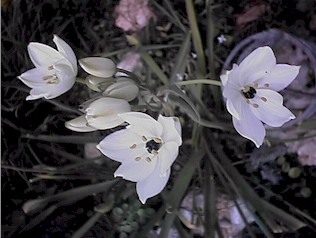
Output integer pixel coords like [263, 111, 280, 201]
[97, 112, 182, 204]
[65, 97, 131, 131]
[221, 46, 300, 148]
[65, 115, 97, 132]
[103, 77, 139, 102]
[18, 35, 77, 100]
[79, 57, 116, 78]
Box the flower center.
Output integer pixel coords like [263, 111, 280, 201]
[241, 86, 256, 99]
[146, 139, 161, 153]
[42, 65, 60, 84]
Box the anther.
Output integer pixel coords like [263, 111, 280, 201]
[48, 65, 54, 70]
[146, 157, 152, 162]
[246, 99, 250, 104]
[254, 83, 259, 88]
[253, 104, 259, 108]
[264, 83, 269, 87]
[152, 150, 158, 155]
[135, 157, 141, 161]
[130, 144, 137, 149]
[43, 75, 55, 81]
[153, 138, 162, 143]
[261, 97, 267, 102]
[142, 136, 147, 142]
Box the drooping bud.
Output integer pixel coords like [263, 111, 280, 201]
[79, 57, 116, 78]
[103, 77, 139, 102]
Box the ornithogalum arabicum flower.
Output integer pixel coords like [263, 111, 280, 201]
[221, 46, 300, 148]
[97, 112, 182, 204]
[18, 35, 77, 100]
[79, 57, 116, 78]
[65, 97, 131, 132]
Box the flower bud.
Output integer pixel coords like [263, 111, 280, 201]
[85, 97, 131, 130]
[103, 77, 139, 102]
[65, 115, 97, 132]
[86, 75, 115, 92]
[79, 57, 116, 78]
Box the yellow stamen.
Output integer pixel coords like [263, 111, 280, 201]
[142, 136, 147, 142]
[135, 157, 141, 161]
[261, 97, 267, 102]
[253, 104, 259, 108]
[130, 144, 137, 149]
[154, 138, 162, 144]
[146, 157, 152, 162]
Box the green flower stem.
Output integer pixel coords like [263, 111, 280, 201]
[140, 51, 169, 85]
[116, 68, 143, 84]
[176, 79, 222, 87]
[75, 77, 86, 85]
[185, 0, 206, 76]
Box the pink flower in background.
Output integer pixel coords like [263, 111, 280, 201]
[116, 52, 142, 76]
[115, 0, 156, 32]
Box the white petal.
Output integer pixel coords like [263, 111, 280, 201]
[222, 65, 243, 99]
[79, 57, 116, 78]
[85, 97, 131, 130]
[232, 104, 266, 148]
[26, 88, 49, 101]
[86, 75, 115, 92]
[157, 115, 182, 146]
[114, 155, 157, 182]
[226, 97, 244, 120]
[136, 167, 171, 204]
[65, 115, 97, 132]
[53, 35, 77, 74]
[27, 42, 64, 68]
[97, 129, 144, 163]
[255, 64, 300, 91]
[118, 112, 163, 138]
[250, 89, 295, 127]
[157, 142, 179, 176]
[220, 70, 231, 86]
[238, 47, 276, 85]
[103, 78, 139, 102]
[18, 68, 48, 88]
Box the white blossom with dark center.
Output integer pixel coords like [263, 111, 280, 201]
[221, 46, 300, 147]
[97, 112, 182, 204]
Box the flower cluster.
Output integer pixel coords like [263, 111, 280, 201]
[18, 35, 181, 204]
[18, 35, 299, 203]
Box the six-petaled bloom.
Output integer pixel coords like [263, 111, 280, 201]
[221, 46, 300, 148]
[97, 112, 182, 204]
[18, 35, 77, 100]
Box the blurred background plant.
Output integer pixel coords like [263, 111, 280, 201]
[2, 0, 316, 237]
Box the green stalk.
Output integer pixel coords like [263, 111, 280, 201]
[185, 0, 206, 76]
[176, 79, 222, 87]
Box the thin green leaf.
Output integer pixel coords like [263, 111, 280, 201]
[203, 159, 216, 238]
[22, 134, 104, 144]
[158, 149, 205, 238]
[170, 32, 191, 83]
[140, 51, 169, 85]
[185, 0, 206, 76]
[23, 179, 119, 214]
